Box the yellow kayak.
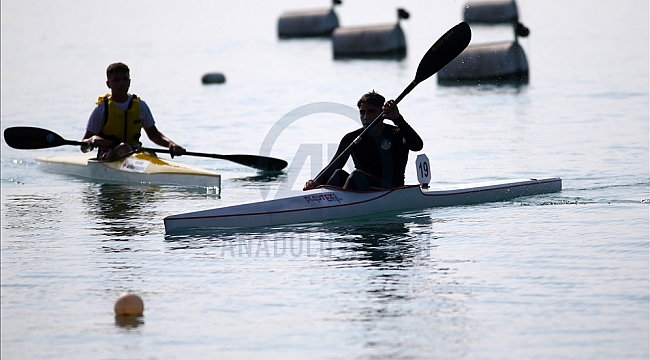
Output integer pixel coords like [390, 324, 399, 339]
[36, 151, 221, 189]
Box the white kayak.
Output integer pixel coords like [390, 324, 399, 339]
[36, 151, 221, 189]
[164, 177, 561, 232]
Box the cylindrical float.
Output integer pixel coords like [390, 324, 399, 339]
[464, 0, 529, 41]
[201, 73, 226, 85]
[437, 41, 528, 85]
[278, 8, 339, 38]
[439, 0, 529, 85]
[464, 0, 519, 24]
[332, 8, 408, 59]
[332, 23, 406, 59]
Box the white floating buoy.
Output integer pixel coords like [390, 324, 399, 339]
[278, 0, 341, 38]
[201, 73, 226, 85]
[438, 0, 530, 85]
[114, 292, 144, 317]
[438, 41, 528, 84]
[332, 8, 409, 59]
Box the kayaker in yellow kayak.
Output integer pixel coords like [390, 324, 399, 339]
[303, 91, 423, 191]
[80, 62, 186, 161]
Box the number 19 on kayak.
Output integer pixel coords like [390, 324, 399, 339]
[416, 154, 431, 187]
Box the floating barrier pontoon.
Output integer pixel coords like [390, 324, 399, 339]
[278, 0, 341, 38]
[438, 0, 530, 85]
[332, 8, 409, 59]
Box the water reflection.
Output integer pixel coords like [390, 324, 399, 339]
[232, 172, 287, 183]
[323, 216, 433, 266]
[164, 212, 434, 265]
[114, 315, 144, 329]
[437, 77, 528, 87]
[322, 217, 435, 313]
[162, 213, 470, 350]
[1, 193, 63, 237]
[82, 183, 220, 240]
[82, 184, 164, 239]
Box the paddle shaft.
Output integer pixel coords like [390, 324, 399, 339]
[313, 80, 417, 183]
[312, 22, 471, 185]
[3, 126, 288, 171]
[141, 147, 287, 171]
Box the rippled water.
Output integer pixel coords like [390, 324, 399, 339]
[2, 1, 648, 359]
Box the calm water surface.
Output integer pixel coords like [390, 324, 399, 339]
[2, 1, 648, 359]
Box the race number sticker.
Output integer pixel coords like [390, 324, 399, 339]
[415, 154, 431, 185]
[120, 158, 149, 173]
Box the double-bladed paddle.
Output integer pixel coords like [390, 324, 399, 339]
[314, 21, 472, 184]
[3, 126, 288, 172]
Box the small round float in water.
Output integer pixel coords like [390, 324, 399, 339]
[201, 73, 226, 85]
[114, 292, 144, 317]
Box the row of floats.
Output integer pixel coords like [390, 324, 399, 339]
[277, 0, 531, 85]
[279, 1, 409, 59]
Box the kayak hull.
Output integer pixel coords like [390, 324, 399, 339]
[36, 151, 221, 188]
[164, 177, 561, 231]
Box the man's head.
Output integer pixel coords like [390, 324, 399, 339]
[106, 62, 130, 79]
[357, 91, 385, 127]
[105, 62, 131, 100]
[357, 91, 385, 109]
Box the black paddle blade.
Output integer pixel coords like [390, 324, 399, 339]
[149, 148, 289, 172]
[415, 21, 472, 84]
[3, 126, 69, 149]
[228, 154, 288, 172]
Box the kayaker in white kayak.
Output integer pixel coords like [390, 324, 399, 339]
[303, 91, 423, 191]
[80, 62, 186, 161]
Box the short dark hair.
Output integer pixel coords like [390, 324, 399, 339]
[357, 91, 385, 108]
[106, 62, 130, 79]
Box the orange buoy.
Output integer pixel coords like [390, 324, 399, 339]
[114, 292, 144, 317]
